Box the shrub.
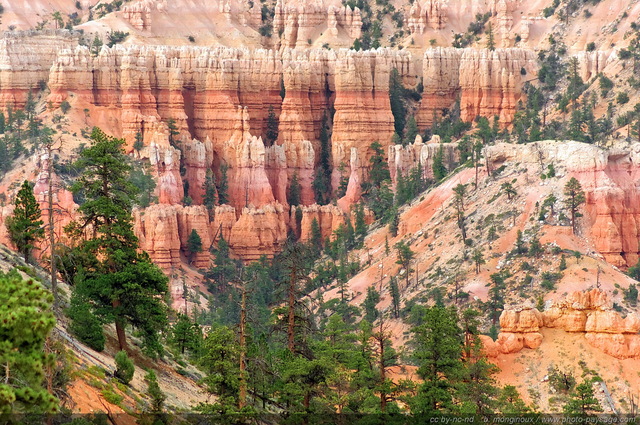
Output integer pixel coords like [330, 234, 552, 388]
[60, 100, 71, 114]
[617, 92, 630, 104]
[114, 351, 135, 385]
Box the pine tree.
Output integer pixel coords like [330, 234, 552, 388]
[411, 306, 465, 414]
[354, 202, 367, 244]
[6, 180, 44, 262]
[288, 172, 301, 206]
[403, 116, 419, 145]
[367, 141, 391, 191]
[364, 286, 380, 323]
[310, 218, 323, 253]
[217, 164, 229, 205]
[389, 68, 407, 137]
[115, 350, 135, 384]
[486, 23, 495, 51]
[389, 276, 400, 318]
[67, 128, 168, 355]
[472, 249, 485, 274]
[202, 169, 217, 217]
[564, 177, 585, 234]
[144, 369, 166, 413]
[205, 236, 237, 291]
[170, 314, 201, 355]
[389, 209, 399, 237]
[395, 241, 415, 289]
[564, 380, 602, 416]
[433, 143, 447, 181]
[265, 105, 279, 147]
[0, 269, 58, 413]
[133, 131, 144, 153]
[187, 229, 203, 264]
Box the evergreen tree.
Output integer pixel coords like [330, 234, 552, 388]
[472, 249, 485, 274]
[144, 369, 166, 413]
[115, 350, 135, 384]
[265, 105, 279, 147]
[197, 325, 241, 414]
[364, 286, 380, 323]
[67, 128, 168, 355]
[411, 306, 464, 414]
[0, 140, 9, 175]
[367, 141, 391, 191]
[433, 143, 447, 181]
[486, 22, 496, 50]
[170, 314, 201, 355]
[389, 276, 400, 318]
[388, 209, 399, 237]
[354, 202, 367, 244]
[133, 131, 144, 153]
[187, 229, 203, 264]
[129, 163, 157, 208]
[395, 241, 414, 288]
[6, 180, 44, 262]
[0, 269, 58, 413]
[67, 295, 105, 351]
[501, 182, 517, 200]
[310, 218, 323, 254]
[313, 114, 332, 205]
[389, 69, 407, 137]
[217, 164, 229, 205]
[288, 172, 301, 206]
[564, 177, 585, 234]
[202, 169, 217, 217]
[564, 380, 602, 416]
[205, 236, 237, 292]
[403, 116, 419, 145]
[167, 118, 179, 146]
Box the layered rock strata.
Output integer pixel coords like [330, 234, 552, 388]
[490, 290, 640, 359]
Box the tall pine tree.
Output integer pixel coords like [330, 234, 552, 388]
[6, 180, 44, 262]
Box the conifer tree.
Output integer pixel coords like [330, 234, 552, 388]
[433, 143, 447, 181]
[0, 269, 58, 413]
[67, 128, 168, 355]
[265, 105, 279, 147]
[202, 169, 217, 218]
[564, 177, 585, 234]
[288, 172, 301, 206]
[6, 180, 44, 262]
[187, 229, 203, 264]
[403, 116, 419, 145]
[217, 164, 229, 205]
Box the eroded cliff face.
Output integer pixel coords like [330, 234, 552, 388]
[418, 47, 538, 127]
[486, 141, 640, 268]
[490, 289, 640, 359]
[0, 32, 568, 264]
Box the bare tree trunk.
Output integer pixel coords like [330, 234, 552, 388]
[112, 299, 127, 352]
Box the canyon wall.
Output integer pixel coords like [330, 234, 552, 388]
[490, 289, 640, 359]
[486, 141, 640, 268]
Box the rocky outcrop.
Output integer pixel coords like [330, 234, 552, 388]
[496, 307, 544, 354]
[134, 204, 182, 269]
[407, 0, 448, 34]
[418, 48, 537, 128]
[388, 135, 459, 186]
[0, 30, 79, 108]
[496, 290, 640, 359]
[486, 141, 640, 267]
[331, 49, 402, 189]
[228, 204, 288, 261]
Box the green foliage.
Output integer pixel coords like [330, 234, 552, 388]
[617, 92, 630, 105]
[313, 114, 332, 205]
[563, 380, 602, 415]
[114, 351, 135, 385]
[128, 162, 157, 208]
[187, 229, 203, 263]
[144, 369, 166, 413]
[624, 283, 638, 306]
[198, 325, 240, 413]
[204, 236, 238, 292]
[429, 99, 471, 143]
[264, 105, 279, 147]
[432, 143, 447, 181]
[202, 169, 217, 214]
[217, 164, 229, 205]
[363, 286, 380, 323]
[60, 100, 71, 114]
[67, 295, 105, 351]
[5, 180, 44, 261]
[564, 177, 585, 234]
[106, 31, 129, 47]
[0, 269, 58, 413]
[288, 172, 301, 206]
[67, 128, 168, 356]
